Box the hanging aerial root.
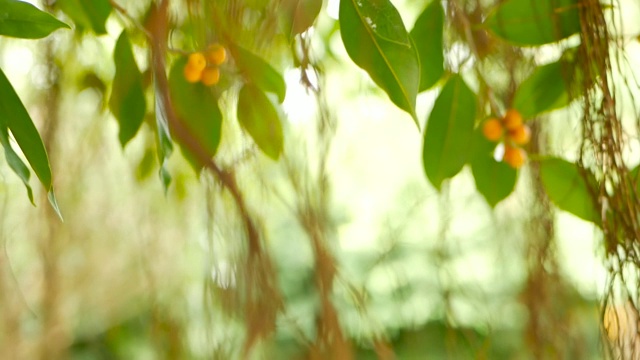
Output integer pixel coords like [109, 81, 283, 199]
[576, 0, 640, 357]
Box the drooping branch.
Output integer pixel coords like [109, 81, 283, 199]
[143, 0, 261, 255]
[142, 1, 281, 354]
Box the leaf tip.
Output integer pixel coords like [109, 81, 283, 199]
[266, 148, 283, 161]
[159, 165, 172, 195]
[47, 190, 63, 222]
[27, 187, 35, 206]
[411, 111, 420, 130]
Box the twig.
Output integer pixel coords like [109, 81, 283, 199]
[145, 0, 261, 255]
[108, 0, 153, 39]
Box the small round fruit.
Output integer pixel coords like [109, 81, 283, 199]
[482, 118, 504, 141]
[205, 44, 226, 65]
[503, 145, 526, 169]
[502, 109, 523, 130]
[508, 124, 531, 145]
[200, 67, 220, 86]
[187, 52, 207, 72]
[184, 63, 203, 83]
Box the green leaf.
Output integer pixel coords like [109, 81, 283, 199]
[158, 162, 171, 192]
[47, 190, 63, 221]
[540, 157, 600, 225]
[0, 0, 69, 39]
[410, 0, 444, 92]
[237, 83, 284, 160]
[109, 31, 146, 147]
[0, 68, 53, 191]
[469, 127, 497, 163]
[281, 0, 323, 39]
[57, 0, 112, 35]
[136, 146, 156, 182]
[485, 0, 581, 46]
[513, 61, 570, 119]
[233, 46, 286, 103]
[0, 68, 61, 218]
[153, 80, 173, 193]
[168, 57, 223, 172]
[340, 0, 420, 123]
[154, 91, 173, 163]
[471, 155, 517, 207]
[0, 125, 34, 204]
[423, 75, 477, 190]
[468, 126, 504, 206]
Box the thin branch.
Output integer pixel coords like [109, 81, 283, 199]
[109, 0, 153, 39]
[145, 0, 261, 254]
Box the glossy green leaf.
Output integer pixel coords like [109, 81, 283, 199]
[0, 0, 69, 39]
[468, 126, 504, 205]
[469, 127, 497, 163]
[0, 68, 61, 217]
[57, 0, 112, 34]
[0, 68, 53, 190]
[154, 86, 173, 193]
[158, 159, 171, 193]
[471, 155, 517, 207]
[237, 84, 284, 160]
[513, 61, 571, 119]
[168, 57, 222, 172]
[410, 0, 444, 92]
[109, 31, 146, 147]
[423, 75, 477, 190]
[485, 0, 581, 46]
[0, 125, 33, 204]
[47, 190, 63, 221]
[540, 157, 600, 225]
[340, 0, 420, 123]
[233, 46, 286, 103]
[281, 0, 323, 38]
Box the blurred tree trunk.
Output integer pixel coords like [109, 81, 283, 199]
[37, 34, 68, 360]
[0, 230, 22, 358]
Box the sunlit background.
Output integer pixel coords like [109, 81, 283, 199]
[3, 0, 640, 358]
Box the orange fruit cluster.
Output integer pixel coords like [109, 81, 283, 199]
[481, 109, 530, 169]
[183, 44, 227, 86]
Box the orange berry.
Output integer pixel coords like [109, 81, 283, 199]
[482, 118, 504, 141]
[502, 109, 523, 130]
[200, 67, 220, 86]
[503, 145, 527, 169]
[508, 124, 531, 145]
[205, 44, 226, 65]
[187, 52, 207, 72]
[184, 63, 202, 83]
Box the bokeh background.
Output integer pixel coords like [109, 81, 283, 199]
[3, 0, 640, 358]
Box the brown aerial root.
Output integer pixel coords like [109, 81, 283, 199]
[575, 0, 640, 357]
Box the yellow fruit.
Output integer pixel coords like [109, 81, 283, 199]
[184, 63, 202, 83]
[187, 52, 207, 72]
[502, 109, 523, 130]
[503, 145, 526, 169]
[200, 67, 220, 86]
[508, 124, 531, 145]
[205, 44, 226, 65]
[482, 118, 504, 142]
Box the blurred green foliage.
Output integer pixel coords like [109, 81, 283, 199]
[1, 0, 635, 358]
